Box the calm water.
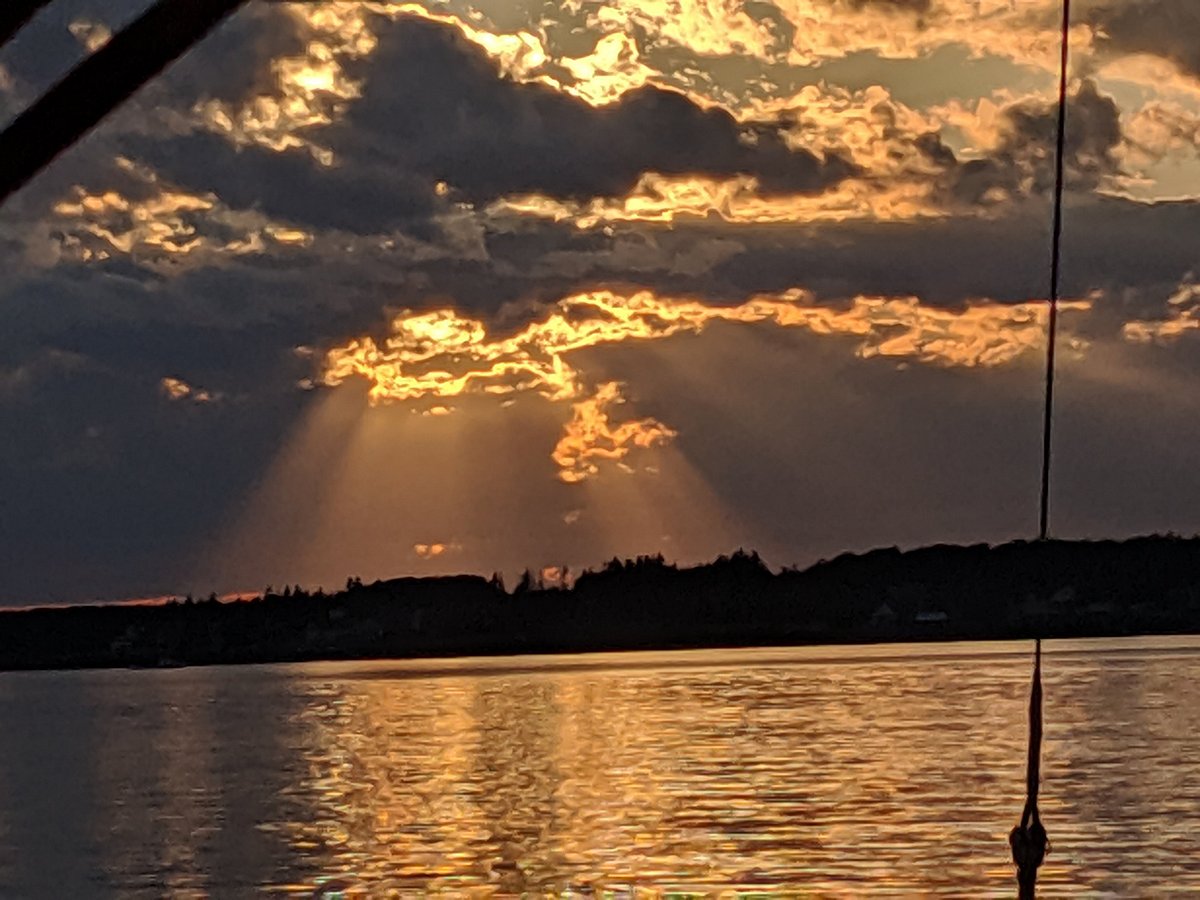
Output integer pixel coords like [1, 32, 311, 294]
[0, 639, 1198, 897]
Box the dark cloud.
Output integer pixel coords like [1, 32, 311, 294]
[121, 131, 442, 237]
[324, 14, 856, 203]
[942, 80, 1122, 206]
[1091, 0, 1200, 79]
[103, 13, 858, 244]
[153, 5, 307, 105]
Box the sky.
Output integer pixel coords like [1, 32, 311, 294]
[2, 0, 1200, 604]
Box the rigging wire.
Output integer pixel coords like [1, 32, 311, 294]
[1040, 0, 1072, 543]
[1015, 2, 1071, 896]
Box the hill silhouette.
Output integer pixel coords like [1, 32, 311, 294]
[3, 536, 1200, 671]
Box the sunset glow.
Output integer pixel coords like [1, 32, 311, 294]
[322, 288, 1088, 481]
[4, 0, 1200, 602]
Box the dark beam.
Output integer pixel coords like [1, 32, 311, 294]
[0, 0, 55, 50]
[0, 0, 249, 206]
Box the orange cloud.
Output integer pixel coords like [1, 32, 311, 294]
[321, 288, 1090, 481]
[552, 382, 677, 483]
[1124, 279, 1200, 343]
[194, 5, 376, 162]
[413, 541, 462, 559]
[53, 158, 312, 267]
[68, 19, 112, 52]
[160, 376, 216, 404]
[490, 170, 942, 227]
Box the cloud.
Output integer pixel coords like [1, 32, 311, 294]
[67, 19, 112, 53]
[321, 15, 855, 203]
[1121, 99, 1200, 170]
[938, 79, 1124, 206]
[76, 12, 856, 252]
[552, 382, 677, 483]
[487, 80, 1129, 227]
[1091, 0, 1200, 81]
[413, 541, 462, 559]
[159, 376, 217, 404]
[49, 157, 317, 270]
[320, 286, 1089, 481]
[0, 349, 88, 405]
[1123, 276, 1200, 343]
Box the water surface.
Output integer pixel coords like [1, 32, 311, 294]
[1, 638, 1198, 896]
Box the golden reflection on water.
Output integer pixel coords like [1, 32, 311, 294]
[273, 640, 1200, 896]
[0, 640, 1199, 896]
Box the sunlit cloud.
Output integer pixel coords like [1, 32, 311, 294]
[413, 541, 462, 559]
[1124, 278, 1200, 344]
[155, 2, 1186, 230]
[395, 0, 1077, 103]
[321, 287, 1090, 481]
[596, 0, 786, 62]
[67, 19, 113, 53]
[552, 381, 677, 483]
[490, 170, 943, 226]
[779, 0, 1085, 70]
[194, 1, 646, 165]
[194, 4, 378, 163]
[487, 77, 1140, 227]
[160, 376, 216, 404]
[51, 159, 313, 269]
[150, 0, 1195, 220]
[553, 32, 659, 105]
[1121, 100, 1200, 170]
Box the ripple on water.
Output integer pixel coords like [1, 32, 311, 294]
[0, 639, 1197, 896]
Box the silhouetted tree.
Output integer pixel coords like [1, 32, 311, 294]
[514, 568, 535, 596]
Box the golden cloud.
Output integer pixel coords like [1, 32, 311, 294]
[1124, 279, 1200, 343]
[195, 4, 378, 162]
[52, 158, 312, 267]
[413, 541, 462, 559]
[322, 287, 1090, 481]
[160, 376, 216, 404]
[490, 170, 942, 227]
[174, 2, 1192, 220]
[552, 381, 677, 483]
[68, 19, 112, 52]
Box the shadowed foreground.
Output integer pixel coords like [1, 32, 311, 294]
[5, 536, 1200, 671]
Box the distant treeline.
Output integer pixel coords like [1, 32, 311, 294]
[4, 537, 1200, 671]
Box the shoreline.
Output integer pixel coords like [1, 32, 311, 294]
[5, 537, 1200, 674]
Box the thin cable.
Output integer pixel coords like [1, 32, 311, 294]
[1039, 0, 1071, 542]
[1014, 6, 1071, 894]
